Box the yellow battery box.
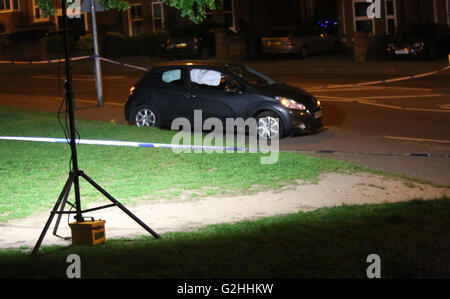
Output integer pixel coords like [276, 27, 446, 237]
[69, 220, 106, 246]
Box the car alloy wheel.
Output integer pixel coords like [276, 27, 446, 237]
[257, 115, 280, 140]
[135, 108, 156, 127]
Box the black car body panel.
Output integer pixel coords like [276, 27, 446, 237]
[125, 61, 322, 137]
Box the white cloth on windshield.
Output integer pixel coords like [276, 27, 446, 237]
[190, 69, 221, 86]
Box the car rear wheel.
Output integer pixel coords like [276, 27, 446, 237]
[256, 111, 283, 140]
[300, 46, 309, 59]
[131, 105, 160, 128]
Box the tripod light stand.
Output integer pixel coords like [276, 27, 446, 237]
[31, 0, 160, 257]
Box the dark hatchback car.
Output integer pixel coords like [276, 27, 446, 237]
[163, 24, 216, 60]
[386, 24, 450, 60]
[125, 62, 322, 139]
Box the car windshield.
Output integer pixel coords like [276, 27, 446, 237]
[225, 65, 278, 88]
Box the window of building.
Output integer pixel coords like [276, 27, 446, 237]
[447, 0, 450, 26]
[385, 0, 397, 35]
[0, 0, 19, 12]
[352, 0, 375, 34]
[152, 1, 164, 31]
[129, 3, 143, 36]
[33, 0, 49, 22]
[223, 0, 235, 31]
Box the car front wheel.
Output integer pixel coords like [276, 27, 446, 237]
[256, 111, 283, 140]
[131, 105, 160, 128]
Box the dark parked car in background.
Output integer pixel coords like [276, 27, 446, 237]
[386, 24, 450, 60]
[163, 24, 217, 60]
[125, 61, 322, 140]
[261, 25, 339, 58]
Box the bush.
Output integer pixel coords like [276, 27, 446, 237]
[76, 34, 94, 52]
[45, 34, 76, 54]
[102, 32, 128, 57]
[102, 30, 169, 58]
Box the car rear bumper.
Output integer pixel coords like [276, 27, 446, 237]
[262, 46, 296, 54]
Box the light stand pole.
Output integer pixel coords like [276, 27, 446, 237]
[30, 0, 160, 257]
[90, 0, 104, 107]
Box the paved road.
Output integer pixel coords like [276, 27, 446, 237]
[0, 56, 449, 185]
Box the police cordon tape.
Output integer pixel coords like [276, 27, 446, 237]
[1, 55, 449, 88]
[0, 136, 448, 158]
[0, 55, 149, 71]
[0, 136, 244, 152]
[0, 55, 92, 64]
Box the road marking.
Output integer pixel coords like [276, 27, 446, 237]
[317, 96, 355, 102]
[306, 86, 384, 92]
[31, 75, 127, 81]
[381, 135, 450, 144]
[358, 94, 443, 100]
[360, 100, 450, 112]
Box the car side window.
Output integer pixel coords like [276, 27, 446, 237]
[190, 68, 242, 93]
[160, 69, 183, 86]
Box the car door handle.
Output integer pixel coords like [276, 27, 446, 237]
[184, 93, 197, 99]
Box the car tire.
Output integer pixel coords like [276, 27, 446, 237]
[131, 104, 161, 128]
[300, 46, 309, 59]
[256, 111, 284, 140]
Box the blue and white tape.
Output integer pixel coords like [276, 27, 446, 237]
[0, 136, 448, 158]
[98, 57, 149, 71]
[0, 136, 245, 152]
[0, 55, 92, 64]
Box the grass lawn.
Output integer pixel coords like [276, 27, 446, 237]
[1, 105, 448, 279]
[1, 198, 449, 279]
[0, 104, 360, 222]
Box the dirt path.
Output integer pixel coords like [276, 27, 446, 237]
[1, 172, 448, 250]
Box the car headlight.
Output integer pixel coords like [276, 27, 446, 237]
[277, 96, 306, 110]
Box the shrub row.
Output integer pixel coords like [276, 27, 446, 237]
[45, 31, 168, 58]
[78, 31, 168, 58]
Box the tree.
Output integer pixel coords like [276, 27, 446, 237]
[38, 0, 222, 24]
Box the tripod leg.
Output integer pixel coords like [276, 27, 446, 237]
[31, 176, 73, 258]
[52, 182, 73, 238]
[79, 171, 161, 239]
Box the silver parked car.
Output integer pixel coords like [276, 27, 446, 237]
[261, 25, 339, 58]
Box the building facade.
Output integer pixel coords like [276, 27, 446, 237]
[338, 0, 450, 38]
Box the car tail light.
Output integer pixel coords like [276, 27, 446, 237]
[193, 37, 199, 49]
[129, 86, 135, 96]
